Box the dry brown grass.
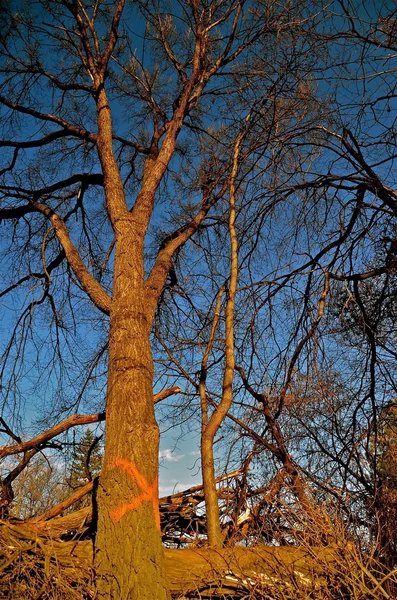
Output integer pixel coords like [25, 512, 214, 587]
[0, 521, 92, 599]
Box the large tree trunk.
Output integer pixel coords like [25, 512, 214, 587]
[94, 232, 170, 599]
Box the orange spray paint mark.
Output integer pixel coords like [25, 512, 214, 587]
[110, 457, 160, 530]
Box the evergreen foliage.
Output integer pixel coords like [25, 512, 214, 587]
[67, 429, 102, 509]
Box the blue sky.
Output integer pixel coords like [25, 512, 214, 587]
[158, 439, 202, 496]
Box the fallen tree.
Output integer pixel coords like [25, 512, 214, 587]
[0, 519, 395, 600]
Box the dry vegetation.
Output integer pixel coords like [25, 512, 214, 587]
[0, 485, 395, 599]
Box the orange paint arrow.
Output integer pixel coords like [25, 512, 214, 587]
[110, 457, 160, 529]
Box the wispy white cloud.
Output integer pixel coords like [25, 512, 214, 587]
[159, 448, 185, 462]
[159, 481, 200, 495]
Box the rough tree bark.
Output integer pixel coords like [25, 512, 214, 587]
[91, 53, 171, 592]
[94, 231, 169, 598]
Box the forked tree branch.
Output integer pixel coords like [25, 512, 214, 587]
[28, 199, 112, 315]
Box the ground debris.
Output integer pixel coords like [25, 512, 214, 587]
[2, 518, 392, 599]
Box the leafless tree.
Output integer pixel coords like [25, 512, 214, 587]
[0, 0, 325, 596]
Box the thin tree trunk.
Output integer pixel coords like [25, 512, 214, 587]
[200, 289, 224, 547]
[200, 128, 243, 547]
[201, 437, 224, 546]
